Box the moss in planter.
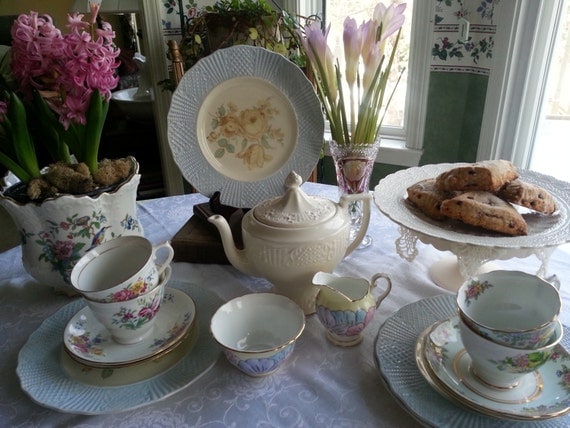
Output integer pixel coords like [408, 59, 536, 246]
[24, 157, 134, 201]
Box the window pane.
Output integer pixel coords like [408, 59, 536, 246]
[530, 0, 570, 182]
[325, 0, 412, 129]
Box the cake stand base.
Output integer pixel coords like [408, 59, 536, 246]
[429, 256, 498, 292]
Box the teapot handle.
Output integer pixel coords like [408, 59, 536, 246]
[370, 273, 392, 309]
[341, 193, 372, 257]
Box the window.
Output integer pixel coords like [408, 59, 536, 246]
[285, 0, 431, 166]
[478, 0, 570, 182]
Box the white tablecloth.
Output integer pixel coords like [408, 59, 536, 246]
[1, 182, 569, 427]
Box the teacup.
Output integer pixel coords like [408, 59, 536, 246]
[71, 235, 174, 303]
[458, 315, 563, 389]
[456, 270, 561, 349]
[85, 265, 171, 345]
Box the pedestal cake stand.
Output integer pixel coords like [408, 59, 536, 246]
[374, 163, 570, 291]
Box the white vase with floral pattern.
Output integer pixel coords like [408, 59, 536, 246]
[0, 158, 143, 295]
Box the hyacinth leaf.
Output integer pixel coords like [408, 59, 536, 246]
[4, 92, 41, 181]
[31, 91, 71, 164]
[0, 151, 32, 183]
[82, 90, 108, 175]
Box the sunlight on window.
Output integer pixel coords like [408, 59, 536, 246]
[325, 0, 412, 130]
[530, 0, 570, 182]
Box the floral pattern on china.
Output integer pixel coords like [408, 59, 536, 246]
[206, 97, 285, 170]
[20, 210, 140, 285]
[64, 288, 196, 365]
[463, 278, 493, 306]
[427, 318, 570, 393]
[112, 293, 161, 330]
[223, 343, 294, 377]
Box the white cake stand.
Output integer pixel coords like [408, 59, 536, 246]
[374, 164, 570, 292]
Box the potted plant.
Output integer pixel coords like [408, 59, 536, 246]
[158, 0, 305, 92]
[0, 5, 143, 294]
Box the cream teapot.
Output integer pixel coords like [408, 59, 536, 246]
[208, 171, 371, 314]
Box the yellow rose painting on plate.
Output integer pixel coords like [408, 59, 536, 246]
[206, 97, 285, 170]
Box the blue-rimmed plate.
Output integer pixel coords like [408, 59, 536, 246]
[17, 280, 222, 415]
[375, 294, 570, 427]
[418, 315, 570, 421]
[168, 45, 324, 208]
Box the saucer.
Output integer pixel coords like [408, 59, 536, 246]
[376, 294, 570, 427]
[61, 320, 199, 387]
[64, 287, 196, 368]
[17, 279, 222, 415]
[417, 315, 570, 421]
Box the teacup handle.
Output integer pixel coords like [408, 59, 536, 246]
[152, 241, 174, 275]
[370, 273, 392, 309]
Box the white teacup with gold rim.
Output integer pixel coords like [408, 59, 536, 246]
[85, 266, 171, 345]
[458, 315, 563, 389]
[456, 270, 561, 349]
[71, 236, 173, 303]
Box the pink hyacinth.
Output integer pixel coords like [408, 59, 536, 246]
[10, 11, 119, 129]
[10, 12, 65, 98]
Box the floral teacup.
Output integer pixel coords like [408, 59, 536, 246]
[458, 315, 563, 388]
[85, 266, 170, 345]
[71, 235, 173, 303]
[456, 270, 560, 349]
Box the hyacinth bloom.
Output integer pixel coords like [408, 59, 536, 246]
[301, 2, 406, 146]
[0, 8, 119, 183]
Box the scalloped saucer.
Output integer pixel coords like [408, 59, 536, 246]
[64, 288, 196, 368]
[417, 316, 570, 421]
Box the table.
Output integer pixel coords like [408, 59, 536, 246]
[1, 182, 569, 427]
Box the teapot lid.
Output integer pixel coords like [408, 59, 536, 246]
[252, 171, 336, 228]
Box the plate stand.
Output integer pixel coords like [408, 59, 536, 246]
[429, 255, 497, 292]
[395, 225, 556, 292]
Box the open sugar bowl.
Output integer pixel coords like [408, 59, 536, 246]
[210, 293, 305, 377]
[456, 270, 561, 349]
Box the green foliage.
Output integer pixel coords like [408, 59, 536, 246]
[177, 0, 305, 72]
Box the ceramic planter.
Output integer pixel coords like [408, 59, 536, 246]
[0, 158, 143, 294]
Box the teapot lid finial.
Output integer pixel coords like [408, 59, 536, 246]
[284, 171, 303, 189]
[252, 171, 336, 228]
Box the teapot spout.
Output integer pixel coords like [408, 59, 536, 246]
[208, 214, 256, 276]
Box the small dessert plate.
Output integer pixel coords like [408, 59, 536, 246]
[417, 316, 570, 421]
[64, 287, 196, 368]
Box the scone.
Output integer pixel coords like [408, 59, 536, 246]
[498, 179, 557, 215]
[406, 178, 458, 220]
[440, 191, 528, 236]
[435, 160, 518, 192]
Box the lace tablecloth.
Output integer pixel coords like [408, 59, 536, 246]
[1, 182, 569, 427]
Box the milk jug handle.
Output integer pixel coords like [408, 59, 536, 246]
[370, 273, 392, 309]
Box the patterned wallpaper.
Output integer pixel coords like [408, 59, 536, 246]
[431, 0, 500, 75]
[160, 0, 201, 42]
